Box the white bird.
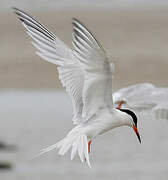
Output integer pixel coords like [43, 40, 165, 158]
[113, 83, 168, 120]
[13, 8, 141, 167]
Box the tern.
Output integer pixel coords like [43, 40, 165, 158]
[13, 8, 141, 167]
[114, 83, 168, 120]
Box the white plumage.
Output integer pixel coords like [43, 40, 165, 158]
[113, 83, 168, 120]
[13, 8, 141, 168]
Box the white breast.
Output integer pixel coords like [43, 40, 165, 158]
[82, 108, 131, 138]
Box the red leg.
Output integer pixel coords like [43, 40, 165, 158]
[116, 101, 125, 109]
[85, 140, 92, 162]
[88, 140, 92, 153]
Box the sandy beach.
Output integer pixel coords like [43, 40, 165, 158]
[1, 7, 168, 89]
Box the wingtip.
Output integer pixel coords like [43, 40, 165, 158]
[12, 6, 18, 15]
[12, 7, 29, 17]
[12, 7, 23, 18]
[11, 6, 17, 11]
[12, 6, 20, 14]
[72, 17, 82, 25]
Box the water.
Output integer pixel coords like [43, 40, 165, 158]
[0, 90, 168, 179]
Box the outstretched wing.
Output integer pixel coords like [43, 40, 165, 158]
[13, 8, 84, 124]
[151, 88, 168, 120]
[72, 18, 114, 121]
[114, 83, 168, 120]
[113, 83, 156, 111]
[154, 103, 168, 120]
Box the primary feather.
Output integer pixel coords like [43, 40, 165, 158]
[13, 7, 84, 125]
[72, 18, 114, 121]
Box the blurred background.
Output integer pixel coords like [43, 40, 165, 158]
[1, 0, 168, 179]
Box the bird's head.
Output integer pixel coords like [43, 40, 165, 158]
[119, 109, 141, 143]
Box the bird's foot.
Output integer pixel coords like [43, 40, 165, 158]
[88, 140, 92, 153]
[84, 140, 92, 162]
[116, 101, 125, 109]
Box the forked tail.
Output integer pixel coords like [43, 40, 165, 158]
[37, 133, 91, 167]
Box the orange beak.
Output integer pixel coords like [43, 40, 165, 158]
[133, 125, 141, 143]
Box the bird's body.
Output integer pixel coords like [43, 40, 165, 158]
[72, 108, 131, 138]
[13, 7, 141, 167]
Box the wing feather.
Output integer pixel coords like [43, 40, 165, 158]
[114, 83, 168, 120]
[13, 8, 84, 124]
[72, 18, 114, 121]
